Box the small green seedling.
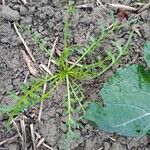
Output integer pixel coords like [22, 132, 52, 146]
[0, 3, 134, 149]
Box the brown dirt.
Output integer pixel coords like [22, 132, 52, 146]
[0, 0, 150, 150]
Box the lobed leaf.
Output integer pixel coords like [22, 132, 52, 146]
[85, 64, 150, 136]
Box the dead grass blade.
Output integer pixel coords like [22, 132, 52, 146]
[39, 64, 53, 75]
[20, 0, 27, 5]
[30, 124, 37, 150]
[107, 3, 137, 11]
[42, 143, 53, 150]
[67, 60, 83, 67]
[76, 4, 93, 9]
[12, 119, 23, 141]
[109, 137, 116, 142]
[38, 37, 58, 122]
[20, 118, 27, 150]
[13, 23, 35, 62]
[0, 135, 18, 146]
[22, 50, 38, 76]
[34, 131, 53, 149]
[135, 3, 145, 6]
[34, 131, 41, 139]
[38, 101, 44, 122]
[36, 138, 45, 148]
[138, 1, 150, 13]
[23, 71, 30, 83]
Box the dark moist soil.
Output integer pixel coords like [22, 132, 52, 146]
[0, 0, 150, 150]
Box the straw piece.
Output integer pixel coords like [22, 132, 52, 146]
[36, 138, 45, 148]
[34, 131, 41, 140]
[42, 143, 53, 150]
[20, 118, 27, 150]
[30, 124, 36, 150]
[38, 37, 58, 122]
[39, 64, 53, 75]
[23, 71, 30, 83]
[0, 135, 18, 146]
[20, 0, 27, 5]
[107, 3, 137, 11]
[138, 2, 150, 13]
[12, 119, 23, 141]
[13, 23, 35, 62]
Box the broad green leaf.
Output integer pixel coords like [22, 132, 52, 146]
[85, 65, 150, 136]
[144, 41, 150, 67]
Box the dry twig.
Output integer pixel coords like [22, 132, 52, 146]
[109, 137, 116, 142]
[13, 23, 35, 62]
[67, 60, 83, 67]
[138, 1, 150, 13]
[34, 131, 53, 149]
[30, 124, 36, 150]
[12, 119, 23, 141]
[0, 135, 18, 146]
[39, 64, 53, 75]
[23, 71, 30, 83]
[76, 4, 93, 9]
[38, 37, 58, 122]
[20, 118, 27, 150]
[34, 131, 41, 139]
[42, 143, 53, 150]
[107, 3, 137, 11]
[20, 0, 27, 5]
[36, 138, 45, 148]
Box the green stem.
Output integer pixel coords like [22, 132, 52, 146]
[94, 31, 133, 78]
[70, 80, 85, 98]
[68, 38, 102, 70]
[69, 82, 85, 113]
[9, 75, 58, 122]
[93, 51, 122, 78]
[68, 22, 119, 71]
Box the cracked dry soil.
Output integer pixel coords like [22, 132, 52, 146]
[0, 0, 150, 150]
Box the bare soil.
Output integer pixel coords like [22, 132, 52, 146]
[0, 0, 150, 150]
